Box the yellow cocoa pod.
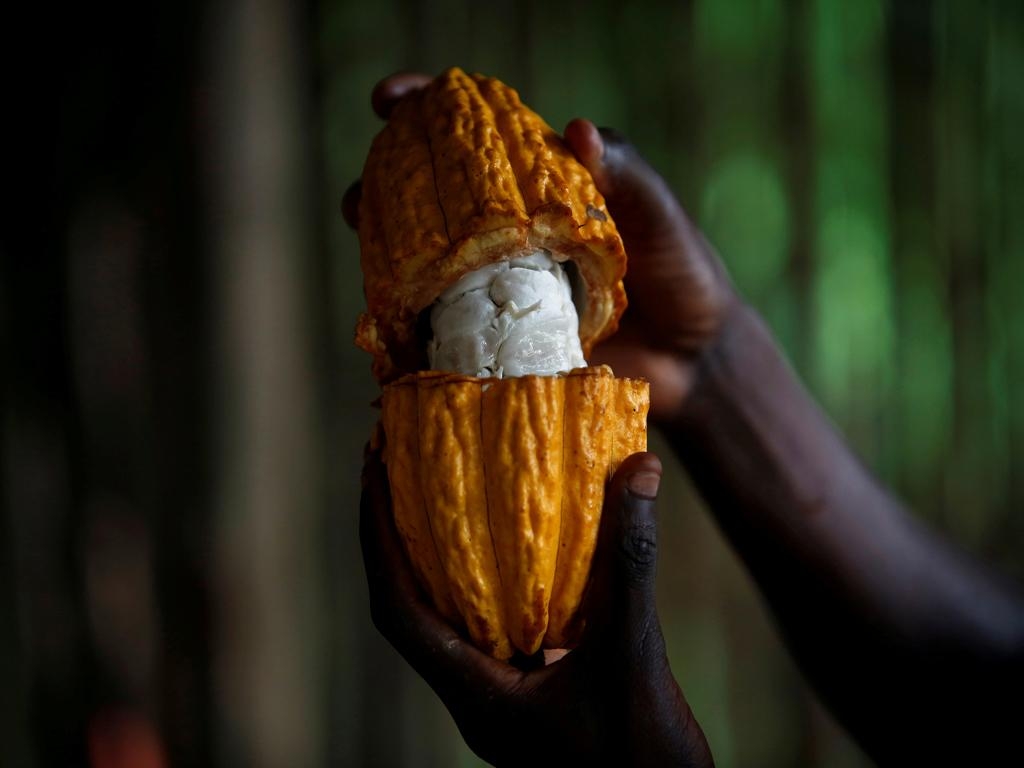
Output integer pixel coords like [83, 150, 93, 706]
[380, 367, 649, 658]
[355, 67, 627, 384]
[357, 68, 649, 660]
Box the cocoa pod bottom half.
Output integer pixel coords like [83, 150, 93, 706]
[380, 365, 649, 659]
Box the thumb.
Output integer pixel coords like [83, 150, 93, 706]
[592, 454, 716, 766]
[587, 452, 667, 661]
[564, 119, 735, 354]
[613, 453, 663, 652]
[563, 118, 686, 246]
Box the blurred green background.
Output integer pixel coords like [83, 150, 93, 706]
[5, 0, 1023, 766]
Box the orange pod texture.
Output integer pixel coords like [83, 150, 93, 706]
[381, 367, 649, 659]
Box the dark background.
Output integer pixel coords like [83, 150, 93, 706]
[4, 0, 1023, 766]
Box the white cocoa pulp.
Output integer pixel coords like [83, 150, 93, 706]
[427, 250, 586, 378]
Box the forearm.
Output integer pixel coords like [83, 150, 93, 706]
[666, 303, 1024, 761]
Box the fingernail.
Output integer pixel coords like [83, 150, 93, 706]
[626, 470, 660, 500]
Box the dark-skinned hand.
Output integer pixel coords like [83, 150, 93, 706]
[349, 71, 720, 766]
[361, 448, 713, 768]
[349, 72, 1024, 767]
[342, 72, 739, 424]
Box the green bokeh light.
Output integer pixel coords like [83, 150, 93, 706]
[700, 151, 791, 301]
[813, 205, 894, 408]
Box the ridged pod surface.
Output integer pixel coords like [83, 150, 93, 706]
[380, 366, 649, 658]
[356, 67, 627, 384]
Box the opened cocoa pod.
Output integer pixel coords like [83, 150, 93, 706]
[356, 67, 649, 658]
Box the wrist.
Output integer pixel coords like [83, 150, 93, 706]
[655, 300, 776, 439]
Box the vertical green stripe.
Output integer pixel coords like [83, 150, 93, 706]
[987, 0, 1024, 565]
[934, 0, 1000, 544]
[810, 0, 894, 474]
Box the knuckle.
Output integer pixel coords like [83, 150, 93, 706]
[619, 522, 657, 580]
